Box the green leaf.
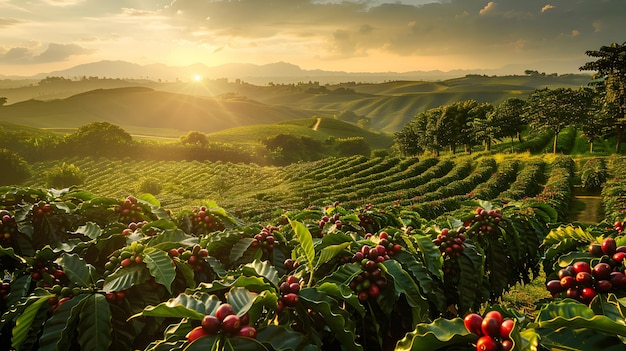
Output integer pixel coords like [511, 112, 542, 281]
[55, 253, 97, 288]
[147, 228, 198, 250]
[182, 334, 219, 351]
[205, 255, 227, 278]
[72, 222, 102, 240]
[315, 242, 350, 269]
[230, 238, 257, 263]
[395, 318, 477, 351]
[394, 250, 446, 314]
[103, 264, 150, 292]
[457, 243, 484, 315]
[11, 294, 54, 351]
[535, 299, 626, 337]
[135, 292, 222, 320]
[381, 259, 430, 325]
[298, 287, 363, 351]
[241, 260, 279, 286]
[143, 248, 177, 294]
[138, 193, 161, 207]
[316, 282, 365, 317]
[77, 294, 112, 351]
[38, 294, 89, 351]
[318, 262, 362, 285]
[225, 336, 270, 351]
[412, 232, 444, 280]
[289, 218, 315, 274]
[227, 287, 259, 315]
[0, 246, 26, 264]
[175, 259, 197, 289]
[256, 325, 318, 351]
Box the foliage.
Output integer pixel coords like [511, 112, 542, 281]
[0, 149, 31, 186]
[137, 177, 162, 195]
[44, 162, 85, 189]
[580, 41, 626, 153]
[180, 131, 208, 146]
[580, 158, 607, 191]
[64, 122, 132, 157]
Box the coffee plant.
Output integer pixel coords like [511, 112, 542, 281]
[1, 168, 626, 351]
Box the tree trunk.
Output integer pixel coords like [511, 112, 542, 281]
[617, 125, 624, 153]
[553, 133, 558, 154]
[590, 140, 594, 154]
[485, 140, 491, 152]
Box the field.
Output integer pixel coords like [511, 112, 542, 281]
[4, 73, 626, 350]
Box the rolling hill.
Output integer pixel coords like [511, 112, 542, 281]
[0, 74, 594, 137]
[0, 87, 317, 137]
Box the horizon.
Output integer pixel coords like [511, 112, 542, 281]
[1, 0, 624, 78]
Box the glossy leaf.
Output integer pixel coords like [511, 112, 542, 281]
[135, 292, 222, 320]
[289, 218, 315, 274]
[38, 294, 89, 351]
[298, 287, 362, 351]
[395, 318, 476, 351]
[315, 242, 350, 269]
[241, 260, 279, 286]
[77, 294, 112, 351]
[103, 263, 150, 292]
[55, 253, 97, 288]
[381, 259, 430, 325]
[256, 325, 318, 351]
[10, 294, 54, 351]
[143, 248, 176, 293]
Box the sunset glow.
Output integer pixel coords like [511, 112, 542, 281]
[0, 0, 624, 77]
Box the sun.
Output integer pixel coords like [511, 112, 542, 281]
[193, 74, 202, 82]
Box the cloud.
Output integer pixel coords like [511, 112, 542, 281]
[0, 43, 94, 64]
[0, 17, 23, 27]
[479, 2, 497, 15]
[40, 0, 88, 6]
[541, 4, 556, 12]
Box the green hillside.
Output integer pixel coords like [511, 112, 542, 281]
[0, 87, 314, 137]
[0, 74, 593, 136]
[208, 117, 393, 150]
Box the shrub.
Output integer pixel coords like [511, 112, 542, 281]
[580, 158, 607, 191]
[138, 176, 163, 195]
[45, 162, 85, 188]
[0, 149, 31, 185]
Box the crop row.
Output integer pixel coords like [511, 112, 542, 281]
[498, 159, 546, 201]
[602, 156, 626, 223]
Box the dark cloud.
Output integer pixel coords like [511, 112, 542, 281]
[159, 0, 626, 64]
[0, 43, 95, 64]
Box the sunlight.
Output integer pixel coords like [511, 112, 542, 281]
[193, 74, 202, 82]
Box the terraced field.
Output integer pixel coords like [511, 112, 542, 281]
[24, 152, 600, 224]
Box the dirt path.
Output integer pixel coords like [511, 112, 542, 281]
[570, 195, 603, 224]
[312, 117, 321, 131]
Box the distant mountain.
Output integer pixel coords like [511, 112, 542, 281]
[26, 60, 487, 84]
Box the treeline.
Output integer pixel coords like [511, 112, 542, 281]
[0, 123, 258, 164]
[395, 42, 626, 156]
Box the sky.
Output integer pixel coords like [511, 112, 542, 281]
[0, 0, 624, 77]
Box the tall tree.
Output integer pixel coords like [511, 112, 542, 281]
[491, 98, 526, 145]
[580, 42, 626, 153]
[523, 88, 588, 154]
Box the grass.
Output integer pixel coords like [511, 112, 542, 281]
[499, 269, 551, 319]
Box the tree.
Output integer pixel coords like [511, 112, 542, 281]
[580, 42, 626, 153]
[65, 122, 132, 157]
[491, 98, 526, 145]
[0, 97, 7, 107]
[394, 122, 423, 156]
[523, 88, 588, 153]
[576, 87, 609, 153]
[0, 149, 31, 185]
[470, 106, 501, 152]
[180, 131, 208, 146]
